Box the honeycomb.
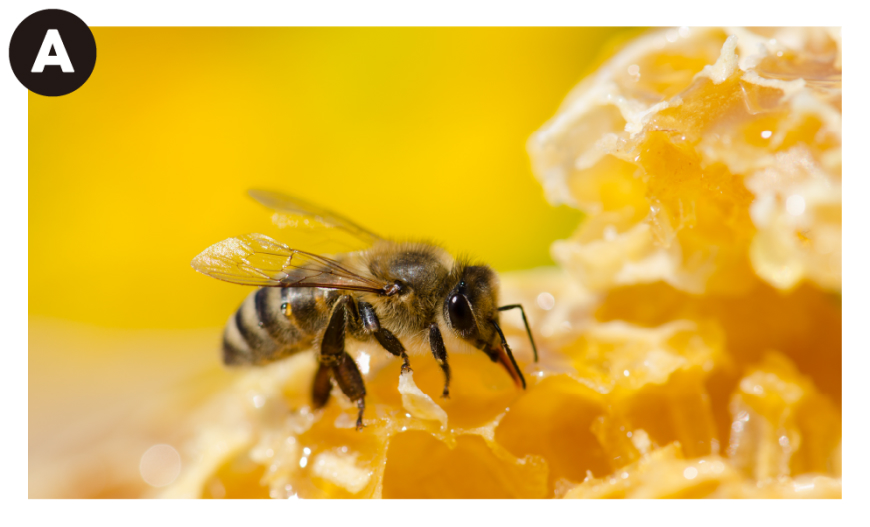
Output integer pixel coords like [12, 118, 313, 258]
[160, 27, 841, 499]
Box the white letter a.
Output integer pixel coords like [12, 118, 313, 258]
[31, 29, 75, 73]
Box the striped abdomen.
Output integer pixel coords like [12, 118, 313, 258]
[222, 286, 332, 365]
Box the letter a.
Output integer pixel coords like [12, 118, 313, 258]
[31, 29, 75, 73]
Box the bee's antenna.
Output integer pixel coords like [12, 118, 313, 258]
[498, 304, 538, 362]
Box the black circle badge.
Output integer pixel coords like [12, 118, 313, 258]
[9, 9, 97, 97]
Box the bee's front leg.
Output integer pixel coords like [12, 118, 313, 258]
[358, 301, 412, 373]
[319, 295, 367, 430]
[428, 323, 451, 398]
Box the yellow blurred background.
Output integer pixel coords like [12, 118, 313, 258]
[29, 27, 642, 497]
[30, 27, 646, 330]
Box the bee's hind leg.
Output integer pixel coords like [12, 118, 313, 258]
[320, 296, 367, 430]
[333, 352, 367, 430]
[311, 361, 333, 409]
[358, 301, 412, 373]
[428, 323, 451, 398]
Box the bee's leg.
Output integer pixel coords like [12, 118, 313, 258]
[358, 301, 411, 373]
[333, 352, 367, 430]
[320, 296, 367, 430]
[428, 323, 451, 398]
[374, 329, 411, 373]
[311, 362, 333, 409]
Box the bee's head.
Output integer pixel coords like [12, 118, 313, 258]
[443, 264, 525, 388]
[444, 265, 498, 344]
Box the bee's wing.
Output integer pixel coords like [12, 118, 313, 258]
[191, 233, 390, 293]
[249, 189, 382, 253]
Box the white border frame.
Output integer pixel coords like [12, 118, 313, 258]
[5, 1, 863, 524]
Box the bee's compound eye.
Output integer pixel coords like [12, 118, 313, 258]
[448, 294, 475, 332]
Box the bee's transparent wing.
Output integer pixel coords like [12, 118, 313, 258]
[191, 233, 390, 293]
[248, 189, 382, 253]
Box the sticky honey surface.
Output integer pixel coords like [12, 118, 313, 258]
[157, 27, 842, 499]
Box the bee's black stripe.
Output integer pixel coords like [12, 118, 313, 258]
[234, 307, 259, 348]
[255, 287, 307, 347]
[222, 333, 249, 365]
[222, 309, 255, 366]
[222, 288, 320, 367]
[255, 286, 281, 340]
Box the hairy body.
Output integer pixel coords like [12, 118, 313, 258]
[193, 191, 536, 430]
[223, 241, 461, 365]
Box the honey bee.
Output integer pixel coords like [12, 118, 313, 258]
[191, 190, 537, 430]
